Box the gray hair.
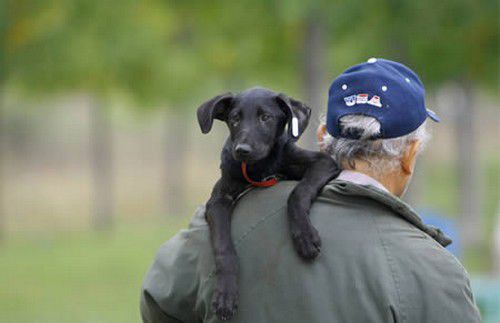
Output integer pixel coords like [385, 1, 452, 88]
[320, 115, 429, 173]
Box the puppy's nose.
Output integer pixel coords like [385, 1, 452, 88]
[235, 144, 252, 156]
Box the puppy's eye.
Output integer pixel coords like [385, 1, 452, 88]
[260, 114, 272, 122]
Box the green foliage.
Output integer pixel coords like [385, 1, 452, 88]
[4, 0, 498, 108]
[0, 0, 7, 84]
[7, 1, 176, 105]
[321, 0, 498, 88]
[405, 0, 498, 87]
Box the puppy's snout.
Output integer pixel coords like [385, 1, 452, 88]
[235, 144, 252, 157]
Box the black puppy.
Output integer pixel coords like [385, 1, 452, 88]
[197, 87, 340, 320]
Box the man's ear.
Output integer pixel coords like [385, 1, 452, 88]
[196, 93, 234, 134]
[401, 140, 421, 175]
[275, 93, 312, 139]
[317, 124, 328, 148]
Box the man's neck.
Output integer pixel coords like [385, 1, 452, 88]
[337, 170, 389, 193]
[342, 161, 402, 196]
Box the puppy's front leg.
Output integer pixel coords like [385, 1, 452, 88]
[283, 143, 341, 260]
[205, 177, 246, 320]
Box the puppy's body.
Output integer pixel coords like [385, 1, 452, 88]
[197, 88, 340, 320]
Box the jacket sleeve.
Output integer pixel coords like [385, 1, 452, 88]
[140, 289, 183, 323]
[140, 207, 211, 323]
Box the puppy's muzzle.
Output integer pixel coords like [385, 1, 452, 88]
[234, 144, 253, 160]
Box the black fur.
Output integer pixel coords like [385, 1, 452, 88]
[197, 87, 341, 320]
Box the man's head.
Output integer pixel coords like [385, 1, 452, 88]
[197, 87, 311, 162]
[318, 116, 428, 196]
[321, 58, 439, 196]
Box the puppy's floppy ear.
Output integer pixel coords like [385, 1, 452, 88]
[196, 93, 234, 134]
[275, 93, 312, 139]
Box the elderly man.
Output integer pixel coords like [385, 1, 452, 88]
[141, 59, 481, 322]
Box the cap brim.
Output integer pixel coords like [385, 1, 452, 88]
[426, 108, 441, 122]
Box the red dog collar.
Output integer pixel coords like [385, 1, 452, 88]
[241, 162, 279, 187]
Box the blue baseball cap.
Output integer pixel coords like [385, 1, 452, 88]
[326, 58, 440, 139]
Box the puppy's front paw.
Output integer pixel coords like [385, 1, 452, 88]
[212, 278, 239, 321]
[290, 221, 322, 260]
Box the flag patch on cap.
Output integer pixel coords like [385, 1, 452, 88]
[356, 94, 369, 104]
[344, 95, 357, 106]
[344, 94, 382, 108]
[367, 95, 382, 107]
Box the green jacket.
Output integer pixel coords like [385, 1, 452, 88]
[140, 180, 481, 323]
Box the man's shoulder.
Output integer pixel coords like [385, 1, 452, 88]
[142, 181, 480, 322]
[236, 180, 472, 290]
[158, 180, 451, 267]
[231, 180, 407, 264]
[233, 179, 397, 230]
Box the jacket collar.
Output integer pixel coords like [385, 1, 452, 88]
[325, 179, 452, 247]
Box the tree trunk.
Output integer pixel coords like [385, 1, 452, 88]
[455, 81, 481, 247]
[0, 1, 7, 242]
[301, 15, 326, 150]
[89, 98, 114, 230]
[0, 89, 4, 242]
[164, 110, 188, 217]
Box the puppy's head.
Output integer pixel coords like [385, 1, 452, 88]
[197, 87, 311, 162]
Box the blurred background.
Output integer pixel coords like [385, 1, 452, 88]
[1, 0, 499, 322]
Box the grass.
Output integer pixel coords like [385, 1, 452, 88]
[0, 218, 188, 323]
